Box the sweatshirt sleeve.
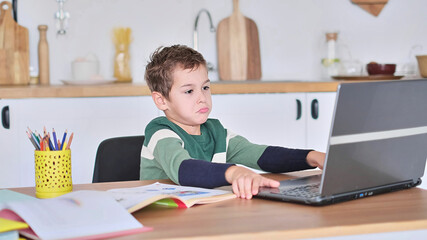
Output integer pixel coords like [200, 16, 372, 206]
[145, 131, 234, 188]
[257, 146, 315, 173]
[178, 160, 234, 188]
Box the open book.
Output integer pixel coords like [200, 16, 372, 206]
[0, 190, 150, 240]
[107, 182, 236, 213]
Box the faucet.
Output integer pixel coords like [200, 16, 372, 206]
[193, 9, 216, 72]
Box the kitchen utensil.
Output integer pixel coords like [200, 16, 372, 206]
[366, 63, 396, 75]
[38, 25, 49, 85]
[351, 0, 389, 17]
[0, 1, 29, 85]
[416, 55, 427, 78]
[217, 0, 261, 81]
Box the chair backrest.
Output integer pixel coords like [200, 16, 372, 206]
[92, 135, 144, 183]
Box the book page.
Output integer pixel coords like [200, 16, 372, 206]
[0, 191, 144, 240]
[107, 182, 235, 210]
[0, 190, 36, 204]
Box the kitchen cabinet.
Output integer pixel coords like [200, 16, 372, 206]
[0, 100, 22, 188]
[0, 96, 159, 188]
[211, 93, 306, 148]
[211, 92, 336, 151]
[305, 92, 337, 152]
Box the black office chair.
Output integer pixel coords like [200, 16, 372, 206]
[92, 135, 145, 183]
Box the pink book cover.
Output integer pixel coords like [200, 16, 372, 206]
[0, 209, 152, 240]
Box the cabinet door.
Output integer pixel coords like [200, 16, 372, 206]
[305, 92, 337, 152]
[0, 96, 158, 188]
[0, 99, 24, 188]
[211, 93, 306, 148]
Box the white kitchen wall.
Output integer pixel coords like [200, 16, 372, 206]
[16, 0, 427, 83]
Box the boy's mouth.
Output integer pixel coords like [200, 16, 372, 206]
[198, 107, 209, 113]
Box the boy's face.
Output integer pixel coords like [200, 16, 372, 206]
[159, 65, 211, 135]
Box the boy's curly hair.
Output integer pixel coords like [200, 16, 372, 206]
[145, 45, 206, 100]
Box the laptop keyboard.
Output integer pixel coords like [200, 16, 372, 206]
[280, 183, 321, 199]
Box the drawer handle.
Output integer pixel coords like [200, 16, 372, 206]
[311, 99, 319, 120]
[296, 99, 302, 120]
[2, 106, 10, 129]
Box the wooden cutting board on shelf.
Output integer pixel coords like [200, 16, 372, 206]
[351, 0, 389, 17]
[0, 1, 29, 85]
[217, 0, 261, 81]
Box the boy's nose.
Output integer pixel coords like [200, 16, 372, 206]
[198, 91, 207, 103]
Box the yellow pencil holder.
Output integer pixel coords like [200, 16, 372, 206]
[34, 149, 73, 198]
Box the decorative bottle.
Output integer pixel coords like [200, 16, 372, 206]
[321, 32, 340, 79]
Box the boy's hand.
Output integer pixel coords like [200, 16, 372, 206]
[225, 166, 280, 199]
[306, 151, 326, 169]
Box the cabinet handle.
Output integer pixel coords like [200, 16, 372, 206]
[1, 106, 10, 129]
[296, 99, 302, 120]
[311, 99, 319, 120]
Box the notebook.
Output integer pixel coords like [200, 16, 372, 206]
[256, 79, 427, 205]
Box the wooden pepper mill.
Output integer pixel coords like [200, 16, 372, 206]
[38, 25, 50, 85]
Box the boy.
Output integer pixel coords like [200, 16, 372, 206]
[141, 45, 325, 199]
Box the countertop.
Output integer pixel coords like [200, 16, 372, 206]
[0, 79, 418, 99]
[0, 81, 341, 99]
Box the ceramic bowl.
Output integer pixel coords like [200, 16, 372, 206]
[366, 63, 396, 75]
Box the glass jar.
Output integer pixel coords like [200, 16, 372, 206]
[114, 44, 132, 82]
[321, 32, 340, 79]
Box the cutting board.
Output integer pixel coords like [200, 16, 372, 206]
[217, 0, 261, 81]
[0, 1, 29, 85]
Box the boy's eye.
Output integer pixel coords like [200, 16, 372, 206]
[203, 86, 210, 90]
[185, 89, 193, 94]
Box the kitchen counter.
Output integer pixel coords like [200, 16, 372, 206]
[1, 78, 421, 98]
[0, 81, 343, 99]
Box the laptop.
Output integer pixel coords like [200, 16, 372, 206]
[256, 79, 427, 205]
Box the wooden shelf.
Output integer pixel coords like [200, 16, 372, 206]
[0, 81, 341, 99]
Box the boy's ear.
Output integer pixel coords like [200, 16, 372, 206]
[152, 91, 168, 111]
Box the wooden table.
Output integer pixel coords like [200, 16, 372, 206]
[9, 171, 427, 239]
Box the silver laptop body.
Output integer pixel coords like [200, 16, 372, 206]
[257, 79, 427, 205]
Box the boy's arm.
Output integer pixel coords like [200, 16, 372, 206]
[257, 146, 316, 172]
[227, 135, 322, 172]
[179, 159, 280, 198]
[178, 160, 234, 188]
[147, 136, 235, 188]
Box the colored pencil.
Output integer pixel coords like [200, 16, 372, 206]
[32, 132, 40, 145]
[26, 131, 40, 150]
[43, 136, 50, 151]
[60, 130, 67, 150]
[30, 129, 40, 144]
[52, 128, 59, 150]
[36, 131, 42, 144]
[66, 133, 74, 150]
[40, 137, 44, 151]
[27, 128, 73, 151]
[48, 133, 55, 150]
[27, 127, 40, 147]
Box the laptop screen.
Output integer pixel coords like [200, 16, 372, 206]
[320, 80, 427, 196]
